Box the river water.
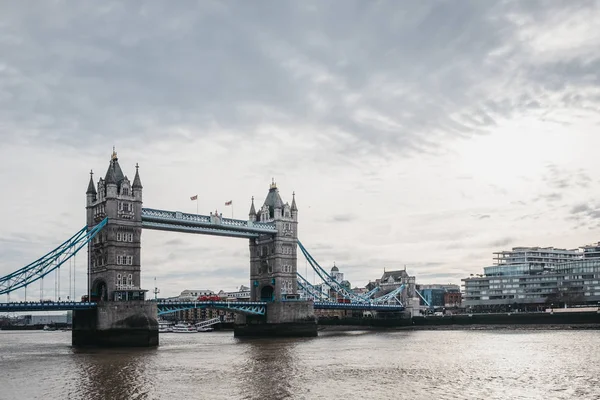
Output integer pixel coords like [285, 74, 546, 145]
[0, 328, 599, 400]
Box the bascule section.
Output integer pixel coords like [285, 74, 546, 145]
[75, 149, 158, 347]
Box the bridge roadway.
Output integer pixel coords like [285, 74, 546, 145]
[0, 301, 405, 315]
[141, 208, 278, 238]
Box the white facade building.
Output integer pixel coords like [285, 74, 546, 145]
[463, 245, 600, 308]
[218, 285, 251, 300]
[177, 289, 214, 301]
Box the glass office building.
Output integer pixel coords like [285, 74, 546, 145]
[462, 245, 600, 308]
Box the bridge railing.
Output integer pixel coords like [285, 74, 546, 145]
[141, 208, 278, 234]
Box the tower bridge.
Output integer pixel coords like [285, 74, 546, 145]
[0, 149, 407, 347]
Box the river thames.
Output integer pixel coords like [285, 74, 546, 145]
[0, 329, 599, 399]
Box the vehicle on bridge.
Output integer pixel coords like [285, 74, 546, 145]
[197, 295, 221, 301]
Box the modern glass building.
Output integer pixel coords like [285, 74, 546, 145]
[462, 245, 600, 309]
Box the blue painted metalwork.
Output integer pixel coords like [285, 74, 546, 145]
[364, 286, 381, 299]
[371, 284, 405, 306]
[141, 208, 277, 238]
[156, 300, 266, 316]
[297, 241, 371, 303]
[415, 289, 432, 307]
[314, 302, 404, 311]
[296, 273, 332, 301]
[0, 218, 108, 295]
[0, 301, 97, 312]
[0, 299, 403, 313]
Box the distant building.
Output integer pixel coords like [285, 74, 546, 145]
[415, 284, 460, 308]
[170, 287, 249, 323]
[352, 287, 367, 295]
[463, 244, 600, 309]
[582, 242, 600, 259]
[24, 314, 70, 326]
[362, 269, 417, 306]
[300, 264, 352, 302]
[218, 285, 250, 300]
[418, 284, 460, 291]
[177, 289, 214, 301]
[444, 291, 462, 308]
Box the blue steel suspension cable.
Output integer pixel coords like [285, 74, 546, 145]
[297, 240, 371, 303]
[296, 272, 332, 301]
[0, 218, 108, 295]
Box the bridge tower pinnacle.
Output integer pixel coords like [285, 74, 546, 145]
[85, 150, 144, 302]
[249, 180, 299, 302]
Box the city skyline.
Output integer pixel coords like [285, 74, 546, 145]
[2, 2, 600, 298]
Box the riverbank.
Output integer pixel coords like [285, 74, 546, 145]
[319, 323, 600, 332]
[317, 310, 600, 329]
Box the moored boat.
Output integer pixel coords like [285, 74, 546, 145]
[158, 321, 173, 333]
[172, 323, 196, 333]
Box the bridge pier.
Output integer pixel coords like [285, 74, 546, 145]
[72, 302, 158, 347]
[234, 301, 317, 337]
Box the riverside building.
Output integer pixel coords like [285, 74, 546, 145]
[462, 245, 600, 310]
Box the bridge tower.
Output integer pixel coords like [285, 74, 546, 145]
[249, 179, 299, 302]
[235, 180, 316, 337]
[73, 149, 157, 347]
[86, 148, 144, 301]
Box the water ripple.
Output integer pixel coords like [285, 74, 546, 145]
[0, 329, 599, 399]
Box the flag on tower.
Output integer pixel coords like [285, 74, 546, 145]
[190, 195, 198, 201]
[225, 200, 232, 206]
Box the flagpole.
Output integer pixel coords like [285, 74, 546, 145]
[196, 198, 199, 216]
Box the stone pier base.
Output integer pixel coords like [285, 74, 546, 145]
[72, 301, 158, 347]
[234, 301, 317, 338]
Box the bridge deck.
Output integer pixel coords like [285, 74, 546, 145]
[313, 302, 404, 311]
[141, 208, 277, 238]
[0, 301, 404, 313]
[0, 302, 97, 312]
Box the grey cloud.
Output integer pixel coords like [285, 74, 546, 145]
[3, 1, 600, 293]
[537, 192, 563, 203]
[1, 1, 598, 164]
[543, 164, 592, 191]
[446, 242, 467, 250]
[331, 214, 356, 223]
[566, 202, 600, 230]
[164, 238, 186, 246]
[488, 237, 515, 248]
[571, 203, 591, 214]
[416, 272, 468, 280]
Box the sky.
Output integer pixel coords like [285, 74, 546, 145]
[1, 1, 600, 300]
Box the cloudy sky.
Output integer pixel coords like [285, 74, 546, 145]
[1, 1, 600, 300]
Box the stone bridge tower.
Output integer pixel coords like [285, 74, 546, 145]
[236, 180, 315, 337]
[85, 148, 144, 302]
[248, 180, 299, 302]
[75, 149, 157, 348]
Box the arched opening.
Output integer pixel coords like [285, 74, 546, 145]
[260, 285, 274, 302]
[91, 279, 108, 302]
